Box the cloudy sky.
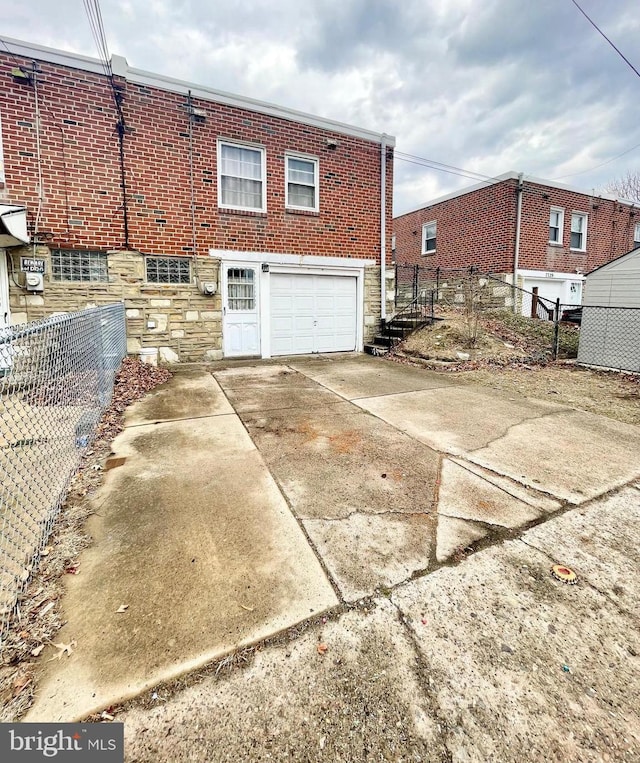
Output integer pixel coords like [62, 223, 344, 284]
[3, 0, 639, 214]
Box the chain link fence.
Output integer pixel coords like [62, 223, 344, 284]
[394, 264, 581, 359]
[0, 304, 126, 636]
[577, 306, 640, 373]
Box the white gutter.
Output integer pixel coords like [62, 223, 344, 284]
[513, 172, 524, 312]
[380, 135, 387, 321]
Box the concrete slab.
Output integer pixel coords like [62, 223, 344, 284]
[435, 515, 490, 563]
[214, 364, 344, 413]
[438, 458, 546, 528]
[468, 409, 640, 503]
[125, 367, 233, 425]
[119, 600, 447, 763]
[449, 457, 561, 514]
[303, 512, 435, 601]
[290, 355, 453, 400]
[392, 531, 640, 761]
[26, 414, 337, 722]
[523, 487, 640, 612]
[241, 403, 440, 520]
[355, 386, 566, 456]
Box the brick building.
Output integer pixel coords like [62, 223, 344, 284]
[394, 172, 640, 308]
[0, 37, 394, 361]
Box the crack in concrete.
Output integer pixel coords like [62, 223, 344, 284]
[300, 509, 435, 523]
[448, 456, 564, 506]
[466, 407, 573, 455]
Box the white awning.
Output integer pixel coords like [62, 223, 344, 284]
[0, 205, 30, 247]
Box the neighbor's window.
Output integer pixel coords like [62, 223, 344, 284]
[549, 207, 564, 244]
[51, 249, 108, 282]
[422, 221, 436, 254]
[227, 268, 255, 310]
[285, 154, 319, 211]
[218, 141, 265, 212]
[634, 222, 640, 248]
[570, 212, 587, 250]
[145, 256, 191, 284]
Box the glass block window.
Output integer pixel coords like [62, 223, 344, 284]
[51, 249, 108, 282]
[145, 256, 191, 284]
[227, 268, 255, 310]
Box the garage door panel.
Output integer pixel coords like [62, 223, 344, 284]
[270, 273, 357, 356]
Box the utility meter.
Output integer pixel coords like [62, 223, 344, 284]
[25, 273, 44, 292]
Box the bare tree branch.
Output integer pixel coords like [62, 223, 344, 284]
[604, 170, 640, 202]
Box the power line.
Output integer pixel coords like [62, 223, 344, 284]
[394, 152, 503, 186]
[570, 0, 640, 80]
[552, 140, 640, 180]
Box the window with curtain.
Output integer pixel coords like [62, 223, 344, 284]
[219, 142, 265, 212]
[634, 222, 640, 248]
[227, 268, 255, 310]
[286, 155, 318, 211]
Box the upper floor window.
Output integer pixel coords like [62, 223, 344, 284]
[422, 221, 436, 254]
[634, 221, 640, 248]
[145, 256, 191, 284]
[285, 154, 319, 211]
[570, 212, 587, 251]
[51, 249, 108, 282]
[218, 141, 266, 212]
[549, 207, 564, 244]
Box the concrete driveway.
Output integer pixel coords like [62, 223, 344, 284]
[24, 354, 640, 755]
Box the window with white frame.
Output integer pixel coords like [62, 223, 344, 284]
[51, 249, 108, 282]
[218, 141, 265, 212]
[286, 154, 318, 211]
[634, 221, 640, 248]
[227, 268, 255, 310]
[422, 221, 436, 254]
[549, 207, 564, 244]
[570, 212, 587, 250]
[145, 256, 191, 284]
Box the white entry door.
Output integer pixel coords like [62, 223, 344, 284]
[270, 273, 357, 356]
[222, 264, 260, 357]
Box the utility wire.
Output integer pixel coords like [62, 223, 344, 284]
[570, 0, 640, 81]
[552, 140, 640, 180]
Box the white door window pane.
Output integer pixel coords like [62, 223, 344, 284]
[227, 268, 255, 310]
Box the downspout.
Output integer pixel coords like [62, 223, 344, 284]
[512, 172, 524, 313]
[380, 134, 387, 322]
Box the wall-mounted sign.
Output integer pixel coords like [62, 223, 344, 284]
[20, 257, 46, 274]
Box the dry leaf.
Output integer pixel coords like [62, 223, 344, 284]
[39, 601, 55, 617]
[31, 644, 45, 657]
[317, 643, 328, 655]
[48, 640, 76, 661]
[116, 604, 129, 614]
[238, 603, 254, 612]
[12, 671, 32, 697]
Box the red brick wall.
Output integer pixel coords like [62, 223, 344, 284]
[0, 52, 392, 263]
[394, 180, 517, 272]
[394, 178, 637, 274]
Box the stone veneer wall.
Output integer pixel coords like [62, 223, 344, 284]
[7, 247, 223, 363]
[8, 248, 386, 360]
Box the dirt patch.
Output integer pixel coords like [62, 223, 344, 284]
[0, 359, 171, 722]
[392, 309, 637, 426]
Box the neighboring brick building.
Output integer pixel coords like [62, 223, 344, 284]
[394, 172, 640, 308]
[0, 37, 394, 361]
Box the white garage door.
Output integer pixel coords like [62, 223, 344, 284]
[270, 273, 357, 356]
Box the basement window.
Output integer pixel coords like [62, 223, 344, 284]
[145, 256, 191, 284]
[51, 249, 108, 282]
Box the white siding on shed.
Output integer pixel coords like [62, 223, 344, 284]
[583, 247, 640, 308]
